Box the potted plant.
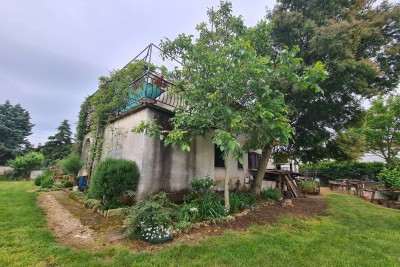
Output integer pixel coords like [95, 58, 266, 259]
[300, 180, 319, 194]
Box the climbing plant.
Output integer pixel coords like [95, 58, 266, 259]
[76, 60, 154, 173]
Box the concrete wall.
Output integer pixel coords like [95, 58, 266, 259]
[139, 108, 202, 197]
[101, 108, 148, 172]
[86, 105, 276, 197]
[0, 166, 13, 176]
[91, 107, 212, 197]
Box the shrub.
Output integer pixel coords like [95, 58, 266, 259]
[377, 168, 400, 188]
[7, 152, 44, 178]
[184, 177, 227, 220]
[139, 225, 173, 244]
[63, 181, 74, 188]
[300, 162, 386, 185]
[54, 181, 63, 188]
[125, 192, 175, 244]
[61, 154, 83, 176]
[179, 204, 201, 223]
[188, 178, 215, 195]
[260, 188, 282, 202]
[229, 191, 257, 214]
[34, 169, 52, 187]
[88, 158, 139, 205]
[41, 176, 54, 188]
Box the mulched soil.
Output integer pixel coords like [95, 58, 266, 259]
[38, 190, 327, 252]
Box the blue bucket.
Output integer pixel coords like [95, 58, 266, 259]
[78, 176, 87, 191]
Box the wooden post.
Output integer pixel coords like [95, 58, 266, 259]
[278, 175, 282, 194]
[370, 190, 376, 203]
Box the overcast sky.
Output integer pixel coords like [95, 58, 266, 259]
[0, 0, 276, 146]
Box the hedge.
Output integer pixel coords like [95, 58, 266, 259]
[300, 162, 386, 185]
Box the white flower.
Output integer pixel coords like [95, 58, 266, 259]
[190, 207, 198, 212]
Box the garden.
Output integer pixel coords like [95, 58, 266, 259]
[1, 181, 399, 266]
[31, 156, 323, 247]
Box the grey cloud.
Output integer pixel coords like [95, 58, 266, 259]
[0, 0, 276, 146]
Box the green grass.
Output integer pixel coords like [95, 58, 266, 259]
[1, 181, 399, 266]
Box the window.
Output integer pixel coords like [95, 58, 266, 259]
[214, 145, 225, 167]
[248, 152, 261, 170]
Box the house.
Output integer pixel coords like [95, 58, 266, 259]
[80, 44, 274, 198]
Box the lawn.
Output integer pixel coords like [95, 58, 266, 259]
[0, 181, 399, 267]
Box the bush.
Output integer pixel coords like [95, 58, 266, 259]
[300, 162, 386, 185]
[63, 181, 74, 188]
[229, 192, 257, 214]
[41, 176, 54, 188]
[61, 154, 83, 176]
[179, 204, 201, 223]
[54, 181, 63, 188]
[34, 169, 53, 187]
[377, 168, 400, 188]
[125, 192, 175, 244]
[184, 177, 227, 221]
[260, 188, 282, 202]
[88, 158, 139, 205]
[7, 152, 44, 178]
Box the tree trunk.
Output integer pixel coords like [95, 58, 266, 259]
[252, 143, 274, 195]
[224, 151, 232, 211]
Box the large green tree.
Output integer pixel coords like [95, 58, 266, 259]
[268, 0, 400, 162]
[0, 100, 34, 164]
[325, 128, 367, 161]
[361, 94, 400, 164]
[42, 120, 73, 163]
[134, 1, 326, 204]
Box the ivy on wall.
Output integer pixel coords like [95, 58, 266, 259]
[76, 60, 156, 174]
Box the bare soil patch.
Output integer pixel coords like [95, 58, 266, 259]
[38, 190, 327, 252]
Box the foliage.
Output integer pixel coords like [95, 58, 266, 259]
[260, 188, 282, 202]
[377, 167, 400, 188]
[229, 191, 256, 214]
[0, 100, 34, 164]
[7, 152, 43, 178]
[41, 120, 72, 164]
[184, 177, 227, 221]
[173, 219, 192, 230]
[187, 177, 215, 197]
[268, 0, 400, 162]
[134, 1, 326, 200]
[299, 181, 318, 190]
[361, 95, 400, 164]
[33, 169, 52, 187]
[326, 128, 367, 161]
[63, 181, 74, 188]
[179, 204, 201, 223]
[125, 192, 176, 241]
[75, 61, 150, 172]
[140, 225, 173, 244]
[40, 177, 54, 189]
[300, 161, 386, 185]
[61, 153, 83, 176]
[88, 158, 139, 205]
